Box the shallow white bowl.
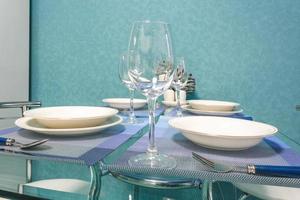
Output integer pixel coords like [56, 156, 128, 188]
[188, 100, 240, 111]
[235, 183, 300, 200]
[168, 116, 277, 150]
[23, 106, 118, 128]
[103, 98, 147, 109]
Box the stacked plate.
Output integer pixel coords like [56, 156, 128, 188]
[15, 106, 122, 136]
[182, 100, 243, 116]
[161, 100, 187, 107]
[169, 99, 278, 150]
[103, 98, 147, 110]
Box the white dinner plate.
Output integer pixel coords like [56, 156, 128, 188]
[15, 116, 123, 136]
[23, 106, 118, 129]
[161, 100, 187, 107]
[168, 116, 277, 150]
[102, 98, 147, 109]
[182, 105, 243, 116]
[188, 100, 240, 111]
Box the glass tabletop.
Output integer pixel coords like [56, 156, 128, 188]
[103, 115, 300, 188]
[0, 108, 300, 200]
[0, 112, 151, 200]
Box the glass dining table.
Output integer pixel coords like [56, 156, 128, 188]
[0, 104, 300, 200]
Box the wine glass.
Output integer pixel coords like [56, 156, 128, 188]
[118, 52, 142, 124]
[127, 21, 176, 169]
[172, 57, 188, 117]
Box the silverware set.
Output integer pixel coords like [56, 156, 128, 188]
[0, 137, 48, 150]
[192, 152, 300, 178]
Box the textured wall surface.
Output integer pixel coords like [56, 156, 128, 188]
[30, 0, 300, 147]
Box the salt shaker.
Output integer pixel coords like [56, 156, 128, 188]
[175, 90, 186, 103]
[164, 89, 175, 102]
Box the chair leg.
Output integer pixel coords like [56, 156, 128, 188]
[202, 180, 214, 200]
[18, 159, 31, 194]
[88, 165, 102, 200]
[208, 182, 214, 200]
[132, 185, 139, 200]
[238, 193, 250, 200]
[202, 181, 208, 200]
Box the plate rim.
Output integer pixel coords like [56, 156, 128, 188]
[188, 99, 240, 106]
[181, 105, 243, 115]
[23, 106, 119, 120]
[168, 116, 278, 139]
[102, 98, 147, 104]
[15, 115, 123, 135]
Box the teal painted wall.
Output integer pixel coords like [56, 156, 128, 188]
[30, 0, 300, 147]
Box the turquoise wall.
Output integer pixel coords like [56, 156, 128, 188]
[30, 0, 300, 148]
[30, 1, 300, 199]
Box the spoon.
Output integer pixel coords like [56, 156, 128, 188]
[0, 137, 48, 150]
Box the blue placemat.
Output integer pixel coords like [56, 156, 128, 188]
[119, 116, 296, 166]
[0, 117, 148, 166]
[106, 116, 300, 187]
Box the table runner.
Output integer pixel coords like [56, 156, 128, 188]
[106, 116, 300, 187]
[0, 117, 148, 166]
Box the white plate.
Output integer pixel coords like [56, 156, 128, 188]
[182, 105, 243, 116]
[102, 98, 147, 109]
[168, 116, 277, 150]
[24, 106, 118, 129]
[188, 100, 240, 111]
[161, 100, 187, 107]
[15, 116, 123, 136]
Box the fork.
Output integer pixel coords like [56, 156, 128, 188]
[192, 152, 300, 178]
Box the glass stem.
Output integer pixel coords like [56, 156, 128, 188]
[176, 88, 182, 116]
[128, 88, 136, 122]
[147, 96, 158, 155]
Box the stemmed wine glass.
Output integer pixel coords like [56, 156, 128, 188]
[127, 21, 176, 169]
[172, 57, 188, 117]
[118, 52, 141, 124]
